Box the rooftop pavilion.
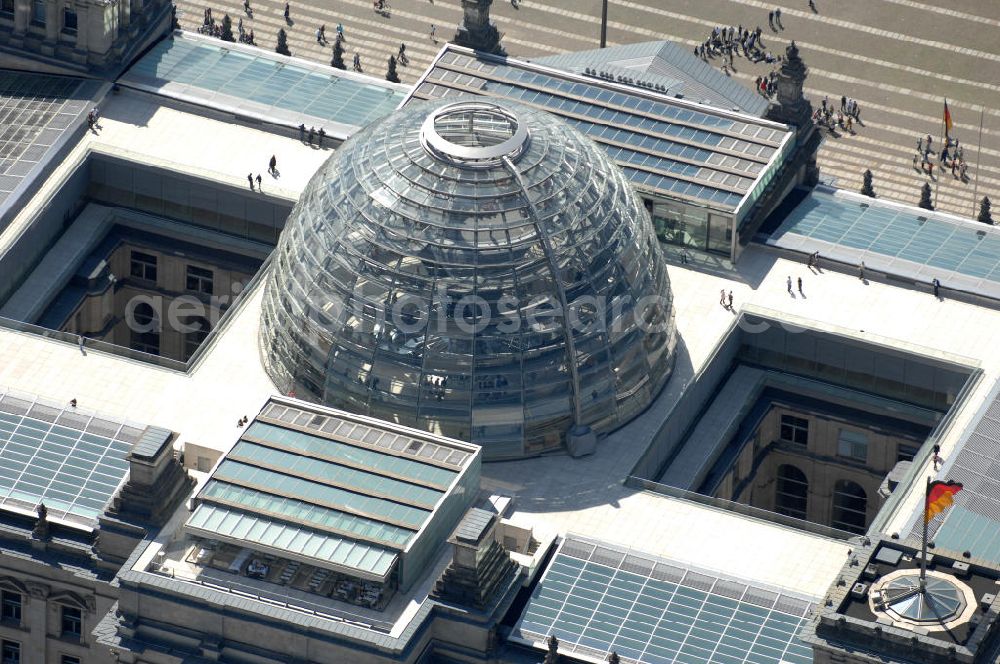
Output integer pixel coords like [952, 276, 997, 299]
[406, 44, 796, 260]
[162, 397, 480, 611]
[118, 32, 411, 142]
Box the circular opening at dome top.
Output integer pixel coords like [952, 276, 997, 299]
[420, 102, 528, 167]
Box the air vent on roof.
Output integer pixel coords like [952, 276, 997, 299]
[860, 203, 869, 209]
[977, 230, 986, 238]
[850, 582, 869, 600]
[917, 216, 927, 223]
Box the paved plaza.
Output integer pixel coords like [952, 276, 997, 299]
[174, 0, 1000, 219]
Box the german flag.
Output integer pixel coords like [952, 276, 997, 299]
[944, 99, 954, 138]
[925, 480, 962, 523]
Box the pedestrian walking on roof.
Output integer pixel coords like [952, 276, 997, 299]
[284, 2, 290, 21]
[932, 278, 941, 298]
[268, 154, 277, 175]
[727, 291, 734, 309]
[255, 174, 262, 189]
[248, 173, 255, 191]
[786, 276, 793, 293]
[317, 127, 326, 147]
[353, 52, 361, 71]
[859, 261, 866, 281]
[308, 126, 315, 144]
[720, 289, 726, 307]
[430, 23, 437, 42]
[841, 95, 846, 111]
[316, 27, 323, 43]
[774, 8, 782, 29]
[767, 10, 774, 29]
[797, 277, 803, 294]
[299, 123, 305, 142]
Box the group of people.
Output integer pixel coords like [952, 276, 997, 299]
[298, 124, 327, 147]
[914, 134, 968, 180]
[198, 6, 255, 43]
[694, 24, 781, 74]
[813, 95, 862, 134]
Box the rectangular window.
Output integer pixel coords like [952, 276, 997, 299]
[62, 7, 76, 33]
[61, 656, 81, 664]
[129, 250, 158, 282]
[0, 0, 14, 15]
[0, 592, 20, 622]
[130, 331, 160, 355]
[897, 444, 920, 462]
[61, 605, 82, 639]
[186, 265, 214, 295]
[31, 0, 44, 24]
[837, 429, 869, 462]
[779, 415, 809, 446]
[1, 640, 19, 664]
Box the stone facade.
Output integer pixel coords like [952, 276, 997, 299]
[0, 0, 172, 75]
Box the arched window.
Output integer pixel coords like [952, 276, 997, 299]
[775, 464, 808, 520]
[832, 480, 868, 534]
[130, 302, 160, 355]
[183, 316, 211, 361]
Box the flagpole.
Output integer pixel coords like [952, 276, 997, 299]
[920, 476, 930, 593]
[936, 101, 946, 208]
[972, 105, 984, 217]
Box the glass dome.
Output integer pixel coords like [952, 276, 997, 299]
[260, 99, 678, 459]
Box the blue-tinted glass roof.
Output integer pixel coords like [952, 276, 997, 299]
[407, 46, 791, 212]
[119, 33, 407, 138]
[511, 535, 816, 664]
[187, 399, 479, 579]
[187, 503, 398, 579]
[768, 188, 1000, 297]
[0, 389, 144, 529]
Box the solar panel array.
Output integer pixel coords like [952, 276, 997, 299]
[410, 49, 792, 212]
[512, 536, 816, 664]
[122, 35, 406, 133]
[914, 388, 1000, 563]
[0, 390, 143, 528]
[0, 71, 89, 209]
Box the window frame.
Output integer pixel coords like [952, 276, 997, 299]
[61, 655, 81, 664]
[129, 250, 158, 282]
[779, 414, 809, 446]
[832, 479, 868, 534]
[837, 428, 869, 462]
[896, 443, 920, 462]
[60, 604, 83, 640]
[61, 6, 77, 33]
[1, 639, 20, 664]
[774, 464, 808, 520]
[185, 265, 214, 295]
[0, 591, 20, 623]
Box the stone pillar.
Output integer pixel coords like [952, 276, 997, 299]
[13, 0, 29, 34]
[43, 0, 58, 40]
[75, 0, 89, 52]
[454, 0, 505, 56]
[86, 0, 114, 61]
[119, 0, 129, 29]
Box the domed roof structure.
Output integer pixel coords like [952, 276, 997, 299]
[260, 99, 677, 459]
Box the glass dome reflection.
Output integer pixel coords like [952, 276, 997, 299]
[259, 99, 678, 459]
